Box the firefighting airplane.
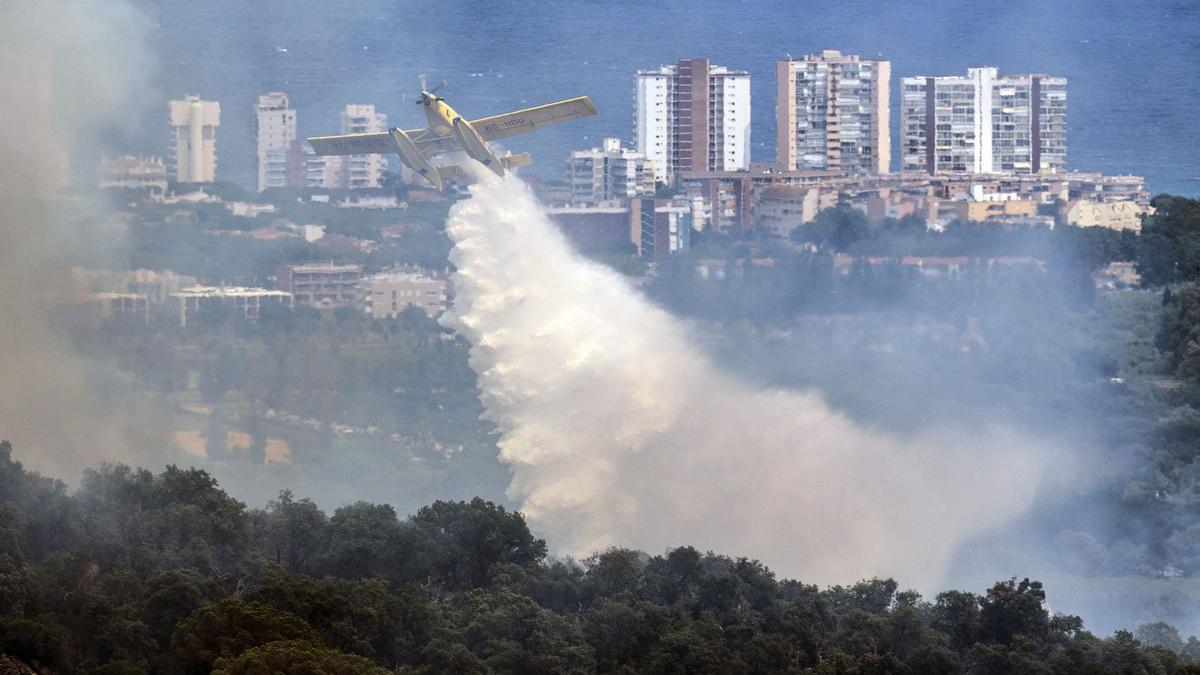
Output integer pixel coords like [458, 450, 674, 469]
[308, 77, 596, 190]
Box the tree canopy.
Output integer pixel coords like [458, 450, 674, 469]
[1, 442, 1198, 673]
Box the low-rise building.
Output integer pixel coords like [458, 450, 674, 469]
[171, 286, 293, 327]
[630, 197, 692, 257]
[361, 271, 448, 318]
[546, 206, 635, 254]
[96, 155, 168, 197]
[72, 267, 197, 304]
[1067, 173, 1149, 206]
[1094, 261, 1140, 290]
[680, 168, 847, 232]
[948, 196, 1038, 223]
[830, 255, 1044, 280]
[755, 185, 839, 235]
[855, 188, 939, 222]
[336, 195, 403, 209]
[275, 261, 363, 307]
[1064, 199, 1144, 232]
[225, 201, 277, 217]
[651, 168, 1146, 234]
[123, 269, 197, 303]
[301, 224, 326, 242]
[94, 292, 149, 323]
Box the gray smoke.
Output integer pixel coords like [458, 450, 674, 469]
[442, 172, 1066, 587]
[0, 0, 162, 477]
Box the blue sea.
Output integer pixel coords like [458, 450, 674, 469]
[139, 0, 1200, 196]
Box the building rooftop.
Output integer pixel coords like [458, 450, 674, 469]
[173, 286, 291, 299]
[365, 271, 444, 283]
[281, 262, 362, 273]
[97, 155, 166, 177]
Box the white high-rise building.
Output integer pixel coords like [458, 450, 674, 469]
[902, 67, 1067, 175]
[775, 50, 891, 174]
[254, 92, 296, 192]
[168, 95, 220, 183]
[635, 58, 750, 185]
[567, 137, 656, 205]
[341, 104, 388, 189]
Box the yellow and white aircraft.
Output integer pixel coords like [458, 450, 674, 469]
[308, 77, 596, 190]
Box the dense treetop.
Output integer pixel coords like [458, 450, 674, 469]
[2, 441, 1199, 674]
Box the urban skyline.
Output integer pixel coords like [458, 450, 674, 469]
[163, 50, 1080, 193]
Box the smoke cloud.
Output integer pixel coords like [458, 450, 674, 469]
[442, 173, 1063, 586]
[0, 0, 162, 477]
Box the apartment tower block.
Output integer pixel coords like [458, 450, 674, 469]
[168, 95, 220, 183]
[901, 67, 1066, 174]
[775, 50, 891, 174]
[635, 58, 750, 185]
[253, 92, 296, 192]
[340, 104, 388, 189]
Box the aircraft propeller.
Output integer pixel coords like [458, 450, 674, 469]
[416, 73, 446, 105]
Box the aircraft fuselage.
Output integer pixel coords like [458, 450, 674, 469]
[424, 99, 463, 145]
[424, 97, 503, 176]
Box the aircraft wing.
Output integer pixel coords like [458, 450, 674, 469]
[308, 129, 456, 156]
[470, 96, 597, 142]
[308, 132, 395, 156]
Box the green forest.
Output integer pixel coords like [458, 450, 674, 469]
[3, 441, 1200, 675]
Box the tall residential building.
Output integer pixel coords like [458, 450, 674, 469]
[635, 58, 750, 185]
[567, 137, 656, 205]
[284, 140, 310, 188]
[168, 95, 220, 183]
[254, 92, 296, 192]
[775, 50, 891, 174]
[901, 67, 1067, 175]
[283, 140, 344, 189]
[341, 104, 388, 189]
